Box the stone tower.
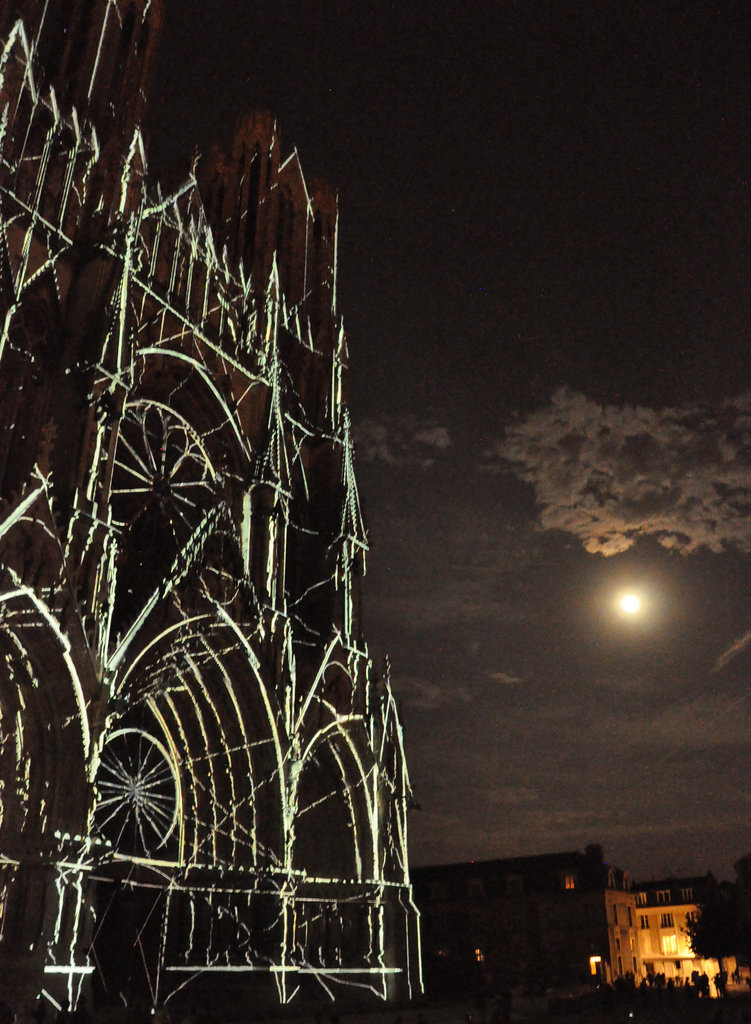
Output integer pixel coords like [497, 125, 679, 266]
[0, 1, 421, 1011]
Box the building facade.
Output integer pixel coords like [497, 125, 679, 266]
[412, 845, 639, 996]
[634, 876, 732, 990]
[0, 0, 420, 1011]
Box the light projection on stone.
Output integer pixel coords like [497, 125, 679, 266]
[0, 4, 421, 1013]
[94, 729, 180, 857]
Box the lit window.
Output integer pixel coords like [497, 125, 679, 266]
[589, 955, 602, 976]
[474, 947, 484, 963]
[662, 934, 677, 955]
[564, 874, 576, 890]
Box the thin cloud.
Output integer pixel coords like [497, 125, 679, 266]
[493, 387, 751, 556]
[356, 416, 452, 468]
[713, 629, 751, 674]
[396, 675, 472, 710]
[489, 670, 523, 685]
[413, 426, 451, 450]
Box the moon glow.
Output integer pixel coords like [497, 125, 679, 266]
[619, 593, 642, 615]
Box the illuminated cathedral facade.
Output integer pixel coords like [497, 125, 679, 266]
[0, 0, 421, 1011]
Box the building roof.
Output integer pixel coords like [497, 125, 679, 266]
[411, 845, 631, 897]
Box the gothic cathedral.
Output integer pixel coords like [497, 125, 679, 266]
[0, 0, 421, 1011]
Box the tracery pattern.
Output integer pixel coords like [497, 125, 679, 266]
[0, 5, 420, 1014]
[111, 402, 216, 535]
[93, 729, 180, 857]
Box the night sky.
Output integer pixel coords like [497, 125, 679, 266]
[146, 1, 750, 882]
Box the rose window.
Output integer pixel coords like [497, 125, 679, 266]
[94, 728, 180, 858]
[110, 400, 215, 542]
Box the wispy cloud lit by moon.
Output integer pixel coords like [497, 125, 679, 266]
[492, 387, 751, 556]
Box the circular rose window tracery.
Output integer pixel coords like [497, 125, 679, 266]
[109, 400, 219, 622]
[94, 728, 180, 858]
[111, 400, 216, 542]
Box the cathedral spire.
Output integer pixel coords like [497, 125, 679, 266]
[13, 0, 163, 138]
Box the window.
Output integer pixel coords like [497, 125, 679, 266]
[627, 906, 633, 926]
[656, 890, 670, 904]
[616, 937, 621, 952]
[563, 873, 576, 890]
[661, 934, 677, 955]
[680, 887, 694, 902]
[660, 913, 674, 928]
[640, 915, 649, 929]
[636, 892, 647, 906]
[612, 905, 619, 925]
[685, 910, 699, 924]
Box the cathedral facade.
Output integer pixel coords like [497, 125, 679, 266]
[0, 0, 420, 1011]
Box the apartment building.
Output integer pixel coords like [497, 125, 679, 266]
[412, 845, 640, 995]
[634, 876, 732, 989]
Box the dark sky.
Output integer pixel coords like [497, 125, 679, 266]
[146, 1, 750, 881]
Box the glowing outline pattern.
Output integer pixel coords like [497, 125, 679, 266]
[0, 9, 421, 1012]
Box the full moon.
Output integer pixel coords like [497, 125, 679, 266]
[619, 593, 641, 615]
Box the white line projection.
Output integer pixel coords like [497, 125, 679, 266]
[0, 2, 421, 1012]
